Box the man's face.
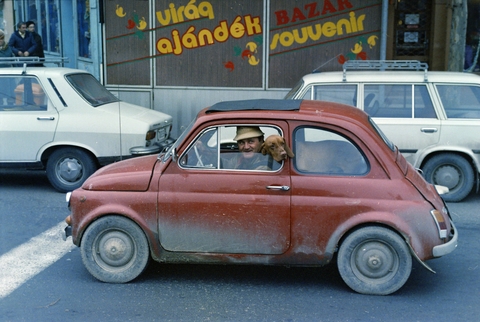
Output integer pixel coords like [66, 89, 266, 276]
[19, 24, 27, 34]
[27, 24, 35, 33]
[237, 137, 262, 159]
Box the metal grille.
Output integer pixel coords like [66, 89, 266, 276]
[394, 0, 432, 57]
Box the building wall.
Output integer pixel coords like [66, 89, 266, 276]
[105, 0, 383, 138]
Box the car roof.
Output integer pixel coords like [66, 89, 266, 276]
[299, 70, 480, 84]
[207, 99, 302, 112]
[202, 99, 371, 126]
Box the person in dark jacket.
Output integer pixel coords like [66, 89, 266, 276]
[8, 21, 37, 57]
[26, 21, 45, 59]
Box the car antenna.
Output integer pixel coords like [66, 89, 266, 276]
[312, 54, 341, 73]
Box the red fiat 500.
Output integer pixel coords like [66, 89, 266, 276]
[64, 99, 457, 295]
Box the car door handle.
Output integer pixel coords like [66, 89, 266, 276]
[37, 116, 55, 121]
[266, 185, 290, 191]
[421, 128, 437, 133]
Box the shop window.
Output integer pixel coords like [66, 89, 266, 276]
[25, 0, 60, 54]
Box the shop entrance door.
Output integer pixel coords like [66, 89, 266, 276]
[393, 0, 432, 63]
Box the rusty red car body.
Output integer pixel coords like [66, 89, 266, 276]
[64, 99, 457, 295]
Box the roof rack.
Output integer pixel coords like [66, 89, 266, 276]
[0, 57, 69, 71]
[342, 60, 429, 82]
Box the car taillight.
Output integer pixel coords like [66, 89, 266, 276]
[430, 209, 448, 239]
[145, 130, 156, 140]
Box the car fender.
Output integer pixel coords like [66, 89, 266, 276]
[72, 196, 161, 257]
[38, 141, 101, 162]
[414, 144, 480, 171]
[324, 210, 438, 261]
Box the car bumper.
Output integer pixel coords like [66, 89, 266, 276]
[432, 221, 458, 257]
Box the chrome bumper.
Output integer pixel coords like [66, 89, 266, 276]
[433, 221, 458, 257]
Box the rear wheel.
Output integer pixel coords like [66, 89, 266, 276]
[422, 153, 474, 202]
[337, 226, 412, 295]
[80, 216, 150, 283]
[46, 147, 97, 192]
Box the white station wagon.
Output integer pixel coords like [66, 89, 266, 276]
[286, 60, 480, 202]
[0, 57, 173, 192]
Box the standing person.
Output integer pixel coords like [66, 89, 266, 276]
[0, 29, 15, 104]
[8, 21, 37, 58]
[26, 21, 45, 61]
[0, 29, 15, 62]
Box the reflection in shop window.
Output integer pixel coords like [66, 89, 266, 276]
[25, 0, 60, 54]
[77, 0, 91, 58]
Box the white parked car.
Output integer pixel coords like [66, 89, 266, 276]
[0, 57, 173, 192]
[285, 60, 480, 202]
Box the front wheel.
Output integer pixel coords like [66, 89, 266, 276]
[46, 147, 97, 192]
[422, 153, 474, 202]
[337, 227, 412, 295]
[80, 216, 150, 283]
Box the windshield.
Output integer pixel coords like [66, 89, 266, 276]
[66, 73, 119, 107]
[162, 118, 196, 162]
[284, 79, 305, 99]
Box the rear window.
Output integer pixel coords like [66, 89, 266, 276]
[66, 74, 119, 107]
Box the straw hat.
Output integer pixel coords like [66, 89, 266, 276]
[234, 126, 264, 141]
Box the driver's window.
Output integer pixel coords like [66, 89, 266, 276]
[180, 128, 219, 169]
[179, 125, 283, 171]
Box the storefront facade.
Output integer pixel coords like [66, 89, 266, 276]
[2, 0, 479, 137]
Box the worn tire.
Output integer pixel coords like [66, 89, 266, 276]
[422, 153, 474, 202]
[46, 147, 97, 192]
[337, 226, 412, 295]
[80, 216, 150, 283]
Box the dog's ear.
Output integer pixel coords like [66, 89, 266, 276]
[260, 142, 268, 155]
[284, 143, 295, 158]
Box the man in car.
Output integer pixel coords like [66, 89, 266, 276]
[224, 126, 270, 170]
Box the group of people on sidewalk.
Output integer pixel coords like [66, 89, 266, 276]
[0, 21, 45, 66]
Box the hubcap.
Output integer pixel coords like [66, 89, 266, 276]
[433, 165, 461, 190]
[353, 241, 397, 280]
[57, 157, 83, 182]
[96, 231, 134, 268]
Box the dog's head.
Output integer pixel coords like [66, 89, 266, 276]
[261, 134, 295, 162]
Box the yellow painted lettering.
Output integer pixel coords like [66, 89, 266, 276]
[322, 21, 336, 37]
[336, 18, 351, 35]
[198, 28, 214, 46]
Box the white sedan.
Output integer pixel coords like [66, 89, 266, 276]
[0, 57, 173, 192]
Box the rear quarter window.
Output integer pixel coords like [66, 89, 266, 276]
[293, 127, 368, 175]
[436, 84, 480, 118]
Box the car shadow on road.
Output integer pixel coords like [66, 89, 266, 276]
[0, 169, 53, 191]
[139, 260, 353, 294]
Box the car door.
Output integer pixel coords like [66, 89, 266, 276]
[363, 83, 441, 165]
[0, 76, 58, 162]
[157, 123, 291, 255]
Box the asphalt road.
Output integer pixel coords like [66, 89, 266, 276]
[0, 169, 479, 322]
